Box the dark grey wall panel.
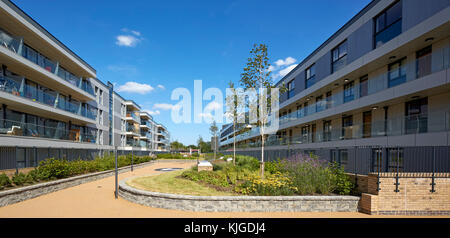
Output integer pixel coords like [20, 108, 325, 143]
[402, 0, 450, 32]
[347, 20, 374, 64]
[315, 51, 332, 83]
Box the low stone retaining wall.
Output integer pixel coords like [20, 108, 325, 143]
[0, 159, 193, 207]
[119, 178, 360, 212]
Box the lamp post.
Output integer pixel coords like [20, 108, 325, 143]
[114, 146, 118, 199]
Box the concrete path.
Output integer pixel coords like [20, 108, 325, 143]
[0, 160, 445, 218]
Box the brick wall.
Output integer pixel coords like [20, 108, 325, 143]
[359, 173, 450, 215]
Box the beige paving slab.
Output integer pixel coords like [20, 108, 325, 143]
[0, 160, 448, 218]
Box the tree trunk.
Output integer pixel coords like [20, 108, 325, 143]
[261, 134, 265, 179]
[233, 120, 236, 166]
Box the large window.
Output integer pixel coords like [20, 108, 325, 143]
[359, 75, 369, 97]
[374, 1, 402, 48]
[316, 95, 325, 112]
[388, 58, 406, 87]
[342, 115, 353, 140]
[416, 46, 432, 78]
[343, 81, 354, 103]
[305, 64, 316, 88]
[363, 111, 372, 138]
[332, 40, 347, 73]
[405, 97, 428, 134]
[387, 148, 404, 172]
[323, 120, 332, 142]
[326, 91, 332, 109]
[287, 79, 295, 99]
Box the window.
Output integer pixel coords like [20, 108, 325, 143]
[343, 81, 354, 103]
[287, 80, 295, 99]
[359, 75, 369, 97]
[316, 95, 325, 112]
[323, 120, 332, 142]
[296, 105, 302, 118]
[372, 148, 383, 172]
[99, 90, 104, 106]
[304, 102, 309, 116]
[339, 150, 348, 169]
[405, 97, 427, 134]
[301, 125, 310, 143]
[387, 148, 404, 172]
[416, 46, 432, 78]
[332, 40, 347, 73]
[374, 1, 402, 48]
[98, 110, 103, 125]
[326, 91, 332, 109]
[342, 115, 353, 139]
[363, 111, 372, 138]
[388, 58, 406, 87]
[305, 64, 316, 88]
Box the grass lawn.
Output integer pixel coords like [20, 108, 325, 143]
[126, 169, 236, 196]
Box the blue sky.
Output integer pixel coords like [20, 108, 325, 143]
[13, 0, 371, 145]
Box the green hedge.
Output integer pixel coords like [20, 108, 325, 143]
[0, 154, 155, 190]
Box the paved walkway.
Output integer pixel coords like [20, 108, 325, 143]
[0, 161, 445, 218]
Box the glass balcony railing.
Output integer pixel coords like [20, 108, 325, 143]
[0, 75, 97, 121]
[0, 119, 96, 143]
[126, 112, 141, 123]
[126, 124, 140, 134]
[234, 45, 450, 144]
[220, 111, 450, 149]
[0, 28, 95, 96]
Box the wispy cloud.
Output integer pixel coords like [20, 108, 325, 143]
[144, 109, 160, 115]
[153, 103, 180, 110]
[116, 82, 154, 94]
[157, 84, 165, 90]
[115, 28, 143, 47]
[277, 64, 298, 78]
[269, 56, 298, 79]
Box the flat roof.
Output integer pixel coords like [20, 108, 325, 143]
[4, 0, 97, 74]
[275, 0, 379, 86]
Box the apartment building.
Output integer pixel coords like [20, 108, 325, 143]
[0, 0, 170, 170]
[219, 0, 450, 170]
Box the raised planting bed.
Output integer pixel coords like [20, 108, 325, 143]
[119, 176, 360, 212]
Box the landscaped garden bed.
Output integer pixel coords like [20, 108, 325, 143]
[180, 153, 355, 196]
[0, 154, 156, 191]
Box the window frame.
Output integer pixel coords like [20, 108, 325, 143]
[305, 64, 316, 88]
[388, 57, 407, 88]
[331, 40, 348, 73]
[343, 81, 355, 103]
[373, 0, 402, 49]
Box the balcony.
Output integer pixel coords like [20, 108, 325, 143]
[220, 111, 450, 149]
[0, 28, 95, 97]
[0, 119, 96, 144]
[0, 75, 97, 122]
[126, 112, 141, 124]
[274, 45, 450, 129]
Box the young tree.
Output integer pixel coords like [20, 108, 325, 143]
[239, 43, 286, 178]
[209, 121, 218, 160]
[225, 81, 245, 166]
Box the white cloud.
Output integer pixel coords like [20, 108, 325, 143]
[204, 101, 222, 111]
[153, 103, 179, 110]
[157, 84, 165, 90]
[116, 82, 154, 94]
[131, 30, 141, 36]
[144, 110, 160, 115]
[277, 64, 298, 78]
[274, 57, 296, 67]
[198, 112, 214, 120]
[116, 35, 141, 47]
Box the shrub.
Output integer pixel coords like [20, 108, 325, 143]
[235, 155, 260, 171]
[329, 162, 354, 195]
[181, 170, 230, 187]
[265, 159, 284, 174]
[281, 153, 336, 195]
[0, 173, 12, 190]
[235, 172, 297, 196]
[12, 172, 34, 186]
